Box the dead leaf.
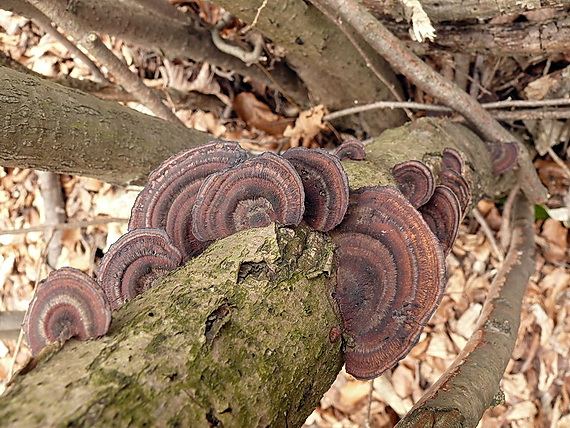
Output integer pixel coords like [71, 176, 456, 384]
[283, 105, 327, 147]
[232, 92, 293, 136]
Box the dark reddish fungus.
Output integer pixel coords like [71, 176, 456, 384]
[192, 152, 305, 241]
[442, 148, 465, 175]
[128, 141, 248, 260]
[24, 267, 111, 356]
[334, 139, 366, 161]
[439, 169, 471, 215]
[330, 186, 445, 380]
[282, 147, 349, 231]
[488, 141, 519, 175]
[419, 185, 462, 256]
[97, 228, 182, 310]
[392, 160, 435, 208]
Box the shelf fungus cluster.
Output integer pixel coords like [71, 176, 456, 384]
[23, 139, 481, 380]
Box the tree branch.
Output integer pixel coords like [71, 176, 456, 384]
[317, 0, 548, 204]
[0, 67, 212, 186]
[397, 191, 535, 427]
[0, 117, 503, 426]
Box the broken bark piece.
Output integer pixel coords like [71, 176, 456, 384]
[419, 185, 462, 256]
[392, 160, 435, 208]
[97, 228, 182, 310]
[439, 169, 471, 215]
[334, 139, 366, 161]
[330, 186, 446, 380]
[192, 152, 305, 241]
[24, 267, 111, 356]
[128, 140, 248, 260]
[282, 147, 349, 231]
[488, 141, 519, 175]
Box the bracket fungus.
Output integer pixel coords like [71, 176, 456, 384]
[191, 152, 305, 241]
[439, 168, 471, 215]
[24, 267, 111, 356]
[392, 160, 435, 208]
[282, 147, 349, 231]
[97, 228, 182, 310]
[128, 141, 248, 260]
[488, 141, 519, 175]
[334, 139, 366, 161]
[419, 185, 462, 256]
[441, 147, 465, 176]
[330, 186, 446, 380]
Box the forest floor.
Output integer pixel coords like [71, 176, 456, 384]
[1, 5, 570, 428]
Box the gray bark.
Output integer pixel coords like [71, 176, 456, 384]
[0, 66, 212, 186]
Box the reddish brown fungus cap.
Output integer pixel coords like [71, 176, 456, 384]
[488, 141, 519, 175]
[330, 186, 445, 380]
[334, 139, 366, 161]
[442, 148, 465, 175]
[24, 267, 111, 356]
[419, 185, 462, 256]
[439, 169, 471, 215]
[192, 152, 305, 241]
[392, 160, 435, 208]
[282, 147, 349, 231]
[128, 141, 248, 260]
[97, 228, 182, 310]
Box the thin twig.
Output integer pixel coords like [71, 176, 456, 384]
[365, 379, 375, 428]
[324, 98, 570, 121]
[0, 217, 129, 236]
[8, 230, 54, 381]
[240, 0, 268, 34]
[471, 207, 505, 262]
[306, 0, 413, 119]
[2, 1, 107, 83]
[499, 183, 521, 250]
[316, 0, 547, 204]
[26, 0, 183, 125]
[547, 147, 570, 180]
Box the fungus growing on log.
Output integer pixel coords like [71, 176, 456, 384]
[97, 228, 182, 310]
[419, 185, 462, 256]
[192, 152, 305, 241]
[24, 267, 111, 356]
[334, 139, 366, 161]
[392, 160, 435, 208]
[282, 147, 349, 231]
[488, 141, 519, 175]
[128, 141, 248, 260]
[330, 186, 446, 380]
[442, 147, 465, 175]
[439, 169, 471, 214]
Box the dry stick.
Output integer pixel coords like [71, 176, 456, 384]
[6, 1, 107, 83]
[396, 192, 535, 427]
[499, 183, 521, 250]
[0, 217, 129, 236]
[8, 230, 54, 381]
[25, 0, 183, 125]
[306, 0, 413, 119]
[491, 109, 570, 121]
[471, 207, 505, 262]
[36, 171, 67, 269]
[324, 98, 570, 121]
[82, 33, 184, 125]
[317, 0, 548, 204]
